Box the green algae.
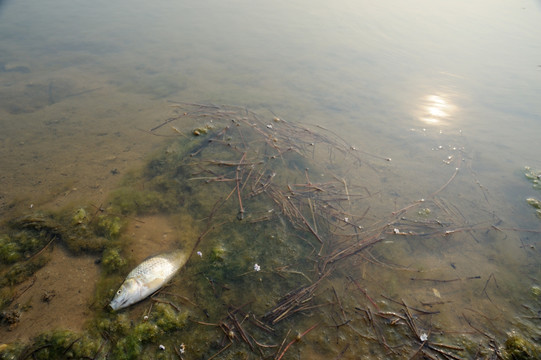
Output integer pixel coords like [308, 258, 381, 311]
[70, 208, 87, 226]
[208, 241, 227, 263]
[524, 166, 541, 219]
[65, 334, 101, 359]
[7, 212, 108, 255]
[101, 247, 128, 274]
[0, 235, 24, 264]
[504, 333, 541, 360]
[0, 209, 123, 318]
[109, 187, 178, 215]
[94, 214, 124, 239]
[526, 198, 541, 209]
[152, 303, 187, 332]
[111, 335, 143, 360]
[95, 313, 131, 335]
[0, 257, 48, 287]
[0, 229, 50, 265]
[133, 321, 160, 341]
[530, 285, 541, 298]
[0, 342, 25, 360]
[0, 330, 100, 360]
[23, 330, 79, 360]
[192, 124, 214, 136]
[524, 166, 541, 191]
[17, 303, 187, 359]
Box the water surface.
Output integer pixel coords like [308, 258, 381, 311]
[1, 0, 540, 357]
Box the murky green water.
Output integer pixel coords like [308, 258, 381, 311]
[1, 0, 540, 358]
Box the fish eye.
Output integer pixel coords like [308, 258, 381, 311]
[117, 289, 122, 295]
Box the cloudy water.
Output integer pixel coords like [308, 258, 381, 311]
[1, 0, 540, 358]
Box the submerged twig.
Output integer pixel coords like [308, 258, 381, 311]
[275, 323, 319, 360]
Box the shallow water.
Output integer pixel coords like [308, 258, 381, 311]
[1, 0, 540, 358]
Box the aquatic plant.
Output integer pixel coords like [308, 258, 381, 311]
[23, 330, 79, 360]
[0, 342, 25, 359]
[0, 231, 48, 264]
[192, 123, 213, 136]
[152, 303, 187, 332]
[111, 334, 143, 360]
[96, 313, 131, 335]
[504, 333, 541, 360]
[0, 235, 23, 264]
[108, 187, 178, 215]
[66, 334, 101, 359]
[524, 166, 541, 219]
[70, 207, 88, 226]
[101, 247, 128, 273]
[94, 214, 124, 239]
[524, 166, 541, 190]
[208, 241, 227, 263]
[531, 285, 541, 298]
[0, 258, 48, 287]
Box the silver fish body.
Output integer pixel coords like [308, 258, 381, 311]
[109, 250, 188, 311]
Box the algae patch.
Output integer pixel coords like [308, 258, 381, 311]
[504, 333, 541, 360]
[101, 247, 128, 274]
[524, 166, 541, 191]
[0, 209, 128, 344]
[0, 305, 189, 360]
[524, 167, 541, 219]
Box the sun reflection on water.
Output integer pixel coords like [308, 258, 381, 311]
[419, 94, 456, 126]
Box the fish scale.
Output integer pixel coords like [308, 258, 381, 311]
[127, 254, 178, 279]
[109, 249, 188, 310]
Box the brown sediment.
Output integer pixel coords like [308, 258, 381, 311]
[124, 215, 198, 263]
[0, 88, 166, 220]
[0, 246, 99, 344]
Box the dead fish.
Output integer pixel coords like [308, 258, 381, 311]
[109, 250, 188, 311]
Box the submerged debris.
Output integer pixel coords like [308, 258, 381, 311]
[1, 103, 532, 359]
[0, 308, 21, 330]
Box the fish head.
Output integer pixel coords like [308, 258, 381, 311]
[109, 278, 141, 311]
